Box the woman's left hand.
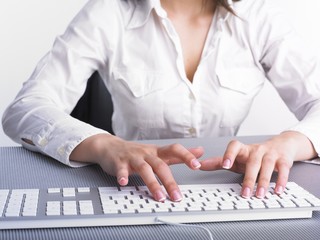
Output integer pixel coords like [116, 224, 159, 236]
[199, 131, 317, 198]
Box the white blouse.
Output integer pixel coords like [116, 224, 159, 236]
[2, 0, 320, 166]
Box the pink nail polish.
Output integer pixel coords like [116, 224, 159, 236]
[171, 190, 183, 202]
[222, 159, 231, 169]
[154, 190, 166, 202]
[118, 177, 127, 186]
[275, 185, 283, 195]
[256, 187, 265, 198]
[242, 187, 251, 198]
[191, 159, 201, 169]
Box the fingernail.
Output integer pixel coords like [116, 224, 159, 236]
[256, 187, 265, 198]
[275, 185, 283, 195]
[222, 159, 231, 169]
[242, 187, 251, 198]
[191, 159, 201, 169]
[154, 190, 166, 202]
[171, 190, 183, 202]
[118, 177, 127, 186]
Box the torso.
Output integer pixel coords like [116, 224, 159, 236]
[172, 15, 214, 82]
[163, 3, 216, 82]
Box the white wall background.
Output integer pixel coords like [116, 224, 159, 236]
[1, 0, 320, 146]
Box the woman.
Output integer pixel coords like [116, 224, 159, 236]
[2, 0, 319, 202]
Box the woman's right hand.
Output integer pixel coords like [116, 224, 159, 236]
[70, 133, 204, 202]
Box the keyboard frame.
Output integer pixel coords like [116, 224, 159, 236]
[1, 182, 320, 230]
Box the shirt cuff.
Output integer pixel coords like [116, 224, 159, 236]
[31, 118, 110, 167]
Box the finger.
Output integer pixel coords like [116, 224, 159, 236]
[116, 165, 130, 186]
[199, 157, 223, 171]
[255, 154, 276, 198]
[241, 151, 264, 198]
[222, 140, 247, 170]
[131, 158, 167, 202]
[146, 155, 183, 202]
[188, 146, 205, 159]
[274, 158, 291, 195]
[158, 144, 202, 170]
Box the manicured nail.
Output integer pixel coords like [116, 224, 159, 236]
[256, 187, 265, 198]
[275, 185, 283, 195]
[222, 159, 231, 169]
[154, 190, 166, 202]
[171, 190, 183, 202]
[191, 159, 201, 169]
[118, 177, 127, 186]
[242, 187, 251, 198]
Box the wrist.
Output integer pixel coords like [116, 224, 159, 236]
[70, 133, 117, 164]
[278, 131, 317, 160]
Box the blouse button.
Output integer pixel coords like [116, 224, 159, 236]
[57, 147, 66, 156]
[39, 138, 48, 146]
[188, 127, 196, 135]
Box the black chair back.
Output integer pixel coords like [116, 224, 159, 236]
[71, 72, 114, 135]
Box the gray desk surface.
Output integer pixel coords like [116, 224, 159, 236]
[0, 135, 319, 240]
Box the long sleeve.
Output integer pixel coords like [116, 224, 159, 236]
[246, 0, 320, 155]
[1, 0, 115, 166]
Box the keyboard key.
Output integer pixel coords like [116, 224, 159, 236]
[78, 187, 90, 193]
[63, 188, 76, 197]
[79, 200, 94, 215]
[0, 182, 319, 229]
[48, 188, 60, 194]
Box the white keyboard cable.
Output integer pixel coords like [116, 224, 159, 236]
[155, 217, 214, 240]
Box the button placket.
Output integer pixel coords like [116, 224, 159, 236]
[160, 18, 189, 83]
[184, 88, 198, 138]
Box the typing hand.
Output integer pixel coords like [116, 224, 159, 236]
[70, 134, 204, 202]
[199, 131, 317, 198]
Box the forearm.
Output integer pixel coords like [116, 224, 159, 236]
[2, 99, 107, 166]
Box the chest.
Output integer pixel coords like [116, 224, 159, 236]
[169, 16, 214, 82]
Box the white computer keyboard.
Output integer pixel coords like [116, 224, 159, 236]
[1, 182, 319, 229]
